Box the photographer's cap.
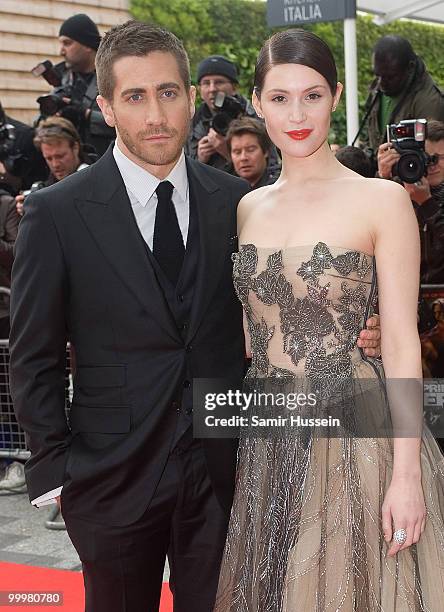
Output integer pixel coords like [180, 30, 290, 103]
[197, 55, 239, 84]
[59, 14, 101, 51]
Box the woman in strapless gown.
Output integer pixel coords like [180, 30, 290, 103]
[214, 30, 444, 611]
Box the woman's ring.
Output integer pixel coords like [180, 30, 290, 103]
[393, 528, 407, 546]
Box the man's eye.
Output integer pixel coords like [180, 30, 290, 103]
[162, 90, 177, 99]
[129, 94, 143, 102]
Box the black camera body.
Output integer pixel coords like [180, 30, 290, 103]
[37, 85, 74, 117]
[0, 109, 29, 178]
[387, 119, 437, 183]
[0, 120, 15, 162]
[210, 92, 243, 136]
[32, 60, 73, 118]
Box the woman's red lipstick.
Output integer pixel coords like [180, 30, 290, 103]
[286, 129, 313, 140]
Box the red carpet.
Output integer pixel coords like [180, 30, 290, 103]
[0, 562, 173, 611]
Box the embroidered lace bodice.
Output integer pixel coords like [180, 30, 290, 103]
[232, 242, 377, 380]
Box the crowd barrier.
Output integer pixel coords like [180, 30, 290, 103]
[0, 341, 72, 462]
[0, 340, 71, 530]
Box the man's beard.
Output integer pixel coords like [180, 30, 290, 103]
[115, 118, 190, 167]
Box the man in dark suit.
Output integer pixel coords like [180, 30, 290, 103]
[10, 21, 381, 612]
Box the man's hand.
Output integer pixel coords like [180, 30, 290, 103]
[197, 135, 216, 164]
[377, 143, 400, 179]
[358, 314, 381, 357]
[15, 194, 25, 217]
[403, 177, 432, 205]
[207, 128, 230, 161]
[58, 98, 89, 124]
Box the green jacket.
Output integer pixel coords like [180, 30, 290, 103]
[365, 57, 444, 156]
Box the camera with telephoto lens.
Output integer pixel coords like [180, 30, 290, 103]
[32, 60, 73, 117]
[210, 92, 243, 136]
[37, 86, 74, 117]
[387, 119, 437, 184]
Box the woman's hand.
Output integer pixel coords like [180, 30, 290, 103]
[382, 474, 426, 557]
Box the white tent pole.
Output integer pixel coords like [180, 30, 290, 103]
[343, 17, 359, 145]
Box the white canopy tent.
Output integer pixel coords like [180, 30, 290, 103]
[344, 0, 444, 143]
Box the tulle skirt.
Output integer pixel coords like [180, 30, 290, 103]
[214, 363, 444, 611]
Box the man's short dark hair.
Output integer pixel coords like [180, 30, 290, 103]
[226, 117, 272, 154]
[335, 146, 373, 178]
[96, 20, 191, 100]
[427, 120, 444, 143]
[373, 35, 416, 69]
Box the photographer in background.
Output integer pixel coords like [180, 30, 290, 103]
[378, 120, 444, 283]
[226, 117, 280, 188]
[186, 55, 257, 169]
[0, 183, 21, 491]
[365, 36, 444, 158]
[15, 117, 89, 217]
[37, 14, 114, 157]
[0, 102, 47, 195]
[335, 145, 373, 178]
[0, 188, 20, 335]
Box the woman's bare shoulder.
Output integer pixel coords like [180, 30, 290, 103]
[237, 184, 274, 225]
[342, 176, 411, 211]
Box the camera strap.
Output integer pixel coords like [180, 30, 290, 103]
[352, 89, 380, 146]
[83, 74, 98, 108]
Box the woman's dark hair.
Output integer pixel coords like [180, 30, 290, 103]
[254, 29, 338, 97]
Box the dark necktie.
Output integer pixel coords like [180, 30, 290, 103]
[153, 180, 185, 285]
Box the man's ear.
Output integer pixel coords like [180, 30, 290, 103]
[189, 85, 197, 120]
[96, 95, 116, 128]
[252, 89, 263, 119]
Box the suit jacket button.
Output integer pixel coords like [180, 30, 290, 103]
[183, 380, 191, 389]
[172, 401, 180, 411]
[186, 344, 192, 353]
[177, 294, 185, 303]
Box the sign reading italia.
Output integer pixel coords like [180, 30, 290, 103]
[267, 0, 356, 27]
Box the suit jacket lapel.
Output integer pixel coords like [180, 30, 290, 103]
[186, 158, 232, 343]
[75, 148, 181, 342]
